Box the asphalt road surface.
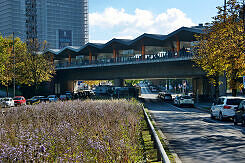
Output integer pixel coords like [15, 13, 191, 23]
[140, 84, 245, 163]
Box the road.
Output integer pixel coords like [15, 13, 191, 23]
[140, 84, 245, 163]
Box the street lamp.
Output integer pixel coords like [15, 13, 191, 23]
[13, 32, 15, 97]
[11, 32, 24, 97]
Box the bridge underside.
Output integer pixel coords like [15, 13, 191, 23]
[56, 60, 205, 81]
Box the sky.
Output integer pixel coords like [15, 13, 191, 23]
[89, 0, 224, 43]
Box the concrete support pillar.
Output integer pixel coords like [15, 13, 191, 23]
[55, 82, 61, 94]
[59, 80, 74, 93]
[219, 75, 227, 96]
[141, 44, 145, 60]
[192, 77, 213, 102]
[89, 49, 92, 64]
[192, 78, 203, 102]
[114, 79, 125, 87]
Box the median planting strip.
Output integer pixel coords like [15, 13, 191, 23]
[0, 99, 173, 162]
[0, 99, 145, 162]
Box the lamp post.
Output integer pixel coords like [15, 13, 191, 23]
[12, 32, 16, 97]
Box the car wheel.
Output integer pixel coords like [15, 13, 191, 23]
[242, 119, 245, 126]
[210, 111, 215, 119]
[234, 116, 238, 125]
[218, 112, 223, 121]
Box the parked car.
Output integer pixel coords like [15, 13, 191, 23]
[233, 100, 245, 125]
[1, 97, 15, 107]
[150, 87, 158, 92]
[47, 95, 59, 102]
[158, 92, 164, 99]
[13, 96, 26, 106]
[163, 93, 173, 102]
[158, 92, 172, 102]
[210, 96, 245, 120]
[59, 94, 68, 101]
[174, 95, 194, 107]
[26, 96, 47, 105]
[174, 96, 180, 105]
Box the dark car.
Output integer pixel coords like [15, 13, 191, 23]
[163, 93, 173, 102]
[234, 100, 245, 125]
[26, 96, 48, 105]
[158, 92, 165, 99]
[59, 94, 68, 101]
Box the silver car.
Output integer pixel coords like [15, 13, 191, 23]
[210, 96, 245, 120]
[1, 97, 15, 107]
[174, 95, 194, 107]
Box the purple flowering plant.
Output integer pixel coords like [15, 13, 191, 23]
[0, 99, 144, 162]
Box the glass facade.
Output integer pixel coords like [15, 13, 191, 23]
[0, 0, 88, 49]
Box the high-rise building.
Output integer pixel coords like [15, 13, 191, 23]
[0, 0, 88, 49]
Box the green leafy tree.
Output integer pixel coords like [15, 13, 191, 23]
[0, 36, 55, 96]
[125, 80, 141, 86]
[193, 0, 245, 97]
[21, 39, 55, 93]
[0, 36, 27, 96]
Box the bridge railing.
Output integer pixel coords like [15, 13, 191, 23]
[55, 51, 194, 68]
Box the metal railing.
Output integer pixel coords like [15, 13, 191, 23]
[143, 107, 170, 163]
[55, 51, 194, 69]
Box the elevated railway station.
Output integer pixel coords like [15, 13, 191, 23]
[46, 25, 226, 98]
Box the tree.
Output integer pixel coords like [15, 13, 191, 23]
[0, 36, 55, 96]
[125, 80, 141, 87]
[20, 39, 55, 93]
[193, 0, 245, 97]
[0, 35, 27, 96]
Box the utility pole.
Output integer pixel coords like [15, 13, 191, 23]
[224, 0, 227, 22]
[243, 0, 245, 34]
[13, 32, 15, 97]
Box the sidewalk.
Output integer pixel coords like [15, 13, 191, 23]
[194, 102, 212, 112]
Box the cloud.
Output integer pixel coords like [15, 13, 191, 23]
[89, 7, 196, 42]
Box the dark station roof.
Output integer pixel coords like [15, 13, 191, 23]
[47, 26, 204, 58]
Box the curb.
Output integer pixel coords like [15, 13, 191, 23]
[194, 105, 211, 113]
[147, 109, 182, 163]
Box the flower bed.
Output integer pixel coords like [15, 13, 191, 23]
[0, 99, 144, 162]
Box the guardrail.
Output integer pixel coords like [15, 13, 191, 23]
[55, 53, 194, 69]
[142, 107, 170, 163]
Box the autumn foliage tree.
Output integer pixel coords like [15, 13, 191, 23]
[0, 36, 55, 96]
[0, 36, 27, 96]
[21, 39, 55, 93]
[193, 0, 245, 97]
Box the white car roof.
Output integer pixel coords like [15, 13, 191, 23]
[219, 96, 245, 99]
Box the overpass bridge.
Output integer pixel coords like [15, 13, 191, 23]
[46, 25, 226, 98]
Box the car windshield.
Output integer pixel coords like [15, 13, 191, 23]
[4, 98, 11, 101]
[48, 95, 56, 98]
[60, 95, 66, 97]
[182, 96, 192, 99]
[227, 99, 244, 105]
[13, 97, 22, 100]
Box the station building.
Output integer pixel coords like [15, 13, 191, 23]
[47, 24, 204, 68]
